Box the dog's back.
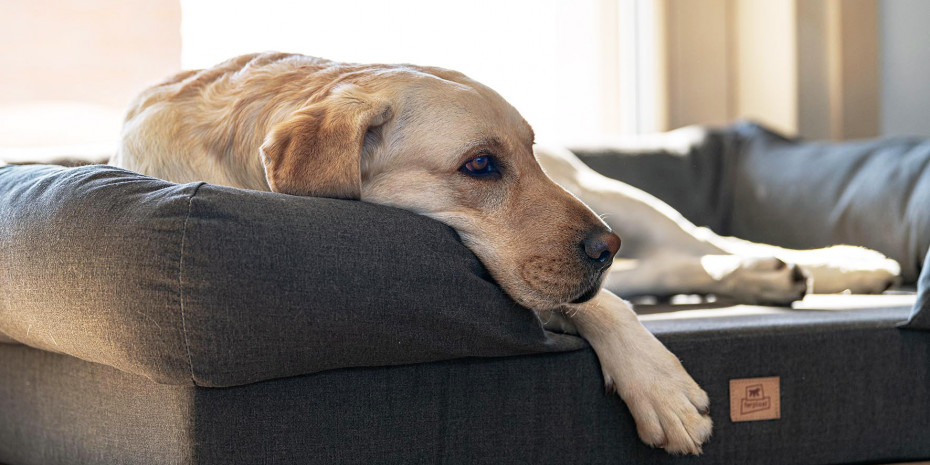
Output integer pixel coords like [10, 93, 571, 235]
[113, 53, 345, 188]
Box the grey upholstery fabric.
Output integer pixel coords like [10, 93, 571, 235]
[0, 164, 582, 387]
[730, 123, 930, 283]
[1, 164, 194, 383]
[0, 343, 193, 465]
[906, 250, 930, 329]
[2, 303, 927, 465]
[572, 122, 930, 283]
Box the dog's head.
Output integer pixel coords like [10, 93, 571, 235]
[260, 66, 619, 310]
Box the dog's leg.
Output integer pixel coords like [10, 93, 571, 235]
[604, 254, 808, 305]
[703, 235, 900, 294]
[565, 289, 712, 454]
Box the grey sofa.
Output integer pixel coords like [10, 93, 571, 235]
[1, 123, 928, 464]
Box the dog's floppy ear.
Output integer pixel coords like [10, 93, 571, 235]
[260, 86, 392, 199]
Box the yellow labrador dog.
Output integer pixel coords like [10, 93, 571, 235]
[110, 52, 898, 454]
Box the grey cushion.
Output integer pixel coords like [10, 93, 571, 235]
[0, 164, 583, 387]
[730, 123, 930, 283]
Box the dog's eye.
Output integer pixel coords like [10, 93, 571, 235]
[461, 154, 499, 178]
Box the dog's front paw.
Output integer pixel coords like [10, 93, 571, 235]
[704, 255, 808, 305]
[608, 347, 713, 455]
[596, 326, 712, 455]
[570, 291, 712, 455]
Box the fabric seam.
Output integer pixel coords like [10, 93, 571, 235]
[179, 182, 205, 386]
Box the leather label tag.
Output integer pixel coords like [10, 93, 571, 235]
[730, 377, 781, 422]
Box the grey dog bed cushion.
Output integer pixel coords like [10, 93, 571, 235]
[0, 164, 584, 387]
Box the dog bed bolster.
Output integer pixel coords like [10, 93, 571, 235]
[0, 164, 584, 387]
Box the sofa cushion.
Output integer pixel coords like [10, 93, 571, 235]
[730, 123, 930, 283]
[0, 164, 583, 387]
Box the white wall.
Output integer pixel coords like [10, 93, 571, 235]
[180, 0, 618, 145]
[880, 0, 930, 137]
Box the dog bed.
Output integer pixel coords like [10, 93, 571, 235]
[1, 127, 929, 463]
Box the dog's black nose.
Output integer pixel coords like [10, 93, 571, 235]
[581, 229, 621, 268]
